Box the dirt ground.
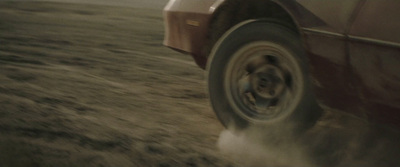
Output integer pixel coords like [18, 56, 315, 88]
[0, 2, 234, 166]
[1, 1, 400, 167]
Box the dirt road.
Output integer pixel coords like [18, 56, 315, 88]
[0, 2, 234, 166]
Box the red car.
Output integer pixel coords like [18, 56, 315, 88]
[163, 0, 400, 130]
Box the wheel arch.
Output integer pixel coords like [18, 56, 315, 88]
[205, 0, 308, 58]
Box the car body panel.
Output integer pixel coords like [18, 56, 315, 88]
[163, 0, 221, 68]
[163, 0, 400, 129]
[277, 0, 362, 33]
[274, 0, 366, 120]
[348, 0, 400, 127]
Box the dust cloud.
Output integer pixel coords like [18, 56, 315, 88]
[217, 110, 400, 167]
[218, 127, 314, 167]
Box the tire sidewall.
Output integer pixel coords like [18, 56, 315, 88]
[207, 20, 316, 130]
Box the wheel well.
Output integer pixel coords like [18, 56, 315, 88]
[203, 0, 298, 57]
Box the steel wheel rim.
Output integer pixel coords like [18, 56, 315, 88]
[224, 41, 304, 123]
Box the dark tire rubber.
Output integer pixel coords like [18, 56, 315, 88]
[207, 20, 322, 132]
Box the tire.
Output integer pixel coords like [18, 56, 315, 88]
[202, 0, 240, 58]
[207, 20, 321, 131]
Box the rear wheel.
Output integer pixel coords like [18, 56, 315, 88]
[207, 20, 321, 131]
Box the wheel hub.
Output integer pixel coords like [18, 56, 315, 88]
[251, 65, 285, 99]
[223, 41, 305, 123]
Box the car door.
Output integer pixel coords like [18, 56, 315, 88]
[348, 0, 400, 128]
[286, 0, 364, 114]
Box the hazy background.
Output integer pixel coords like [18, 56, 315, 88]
[0, 0, 169, 9]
